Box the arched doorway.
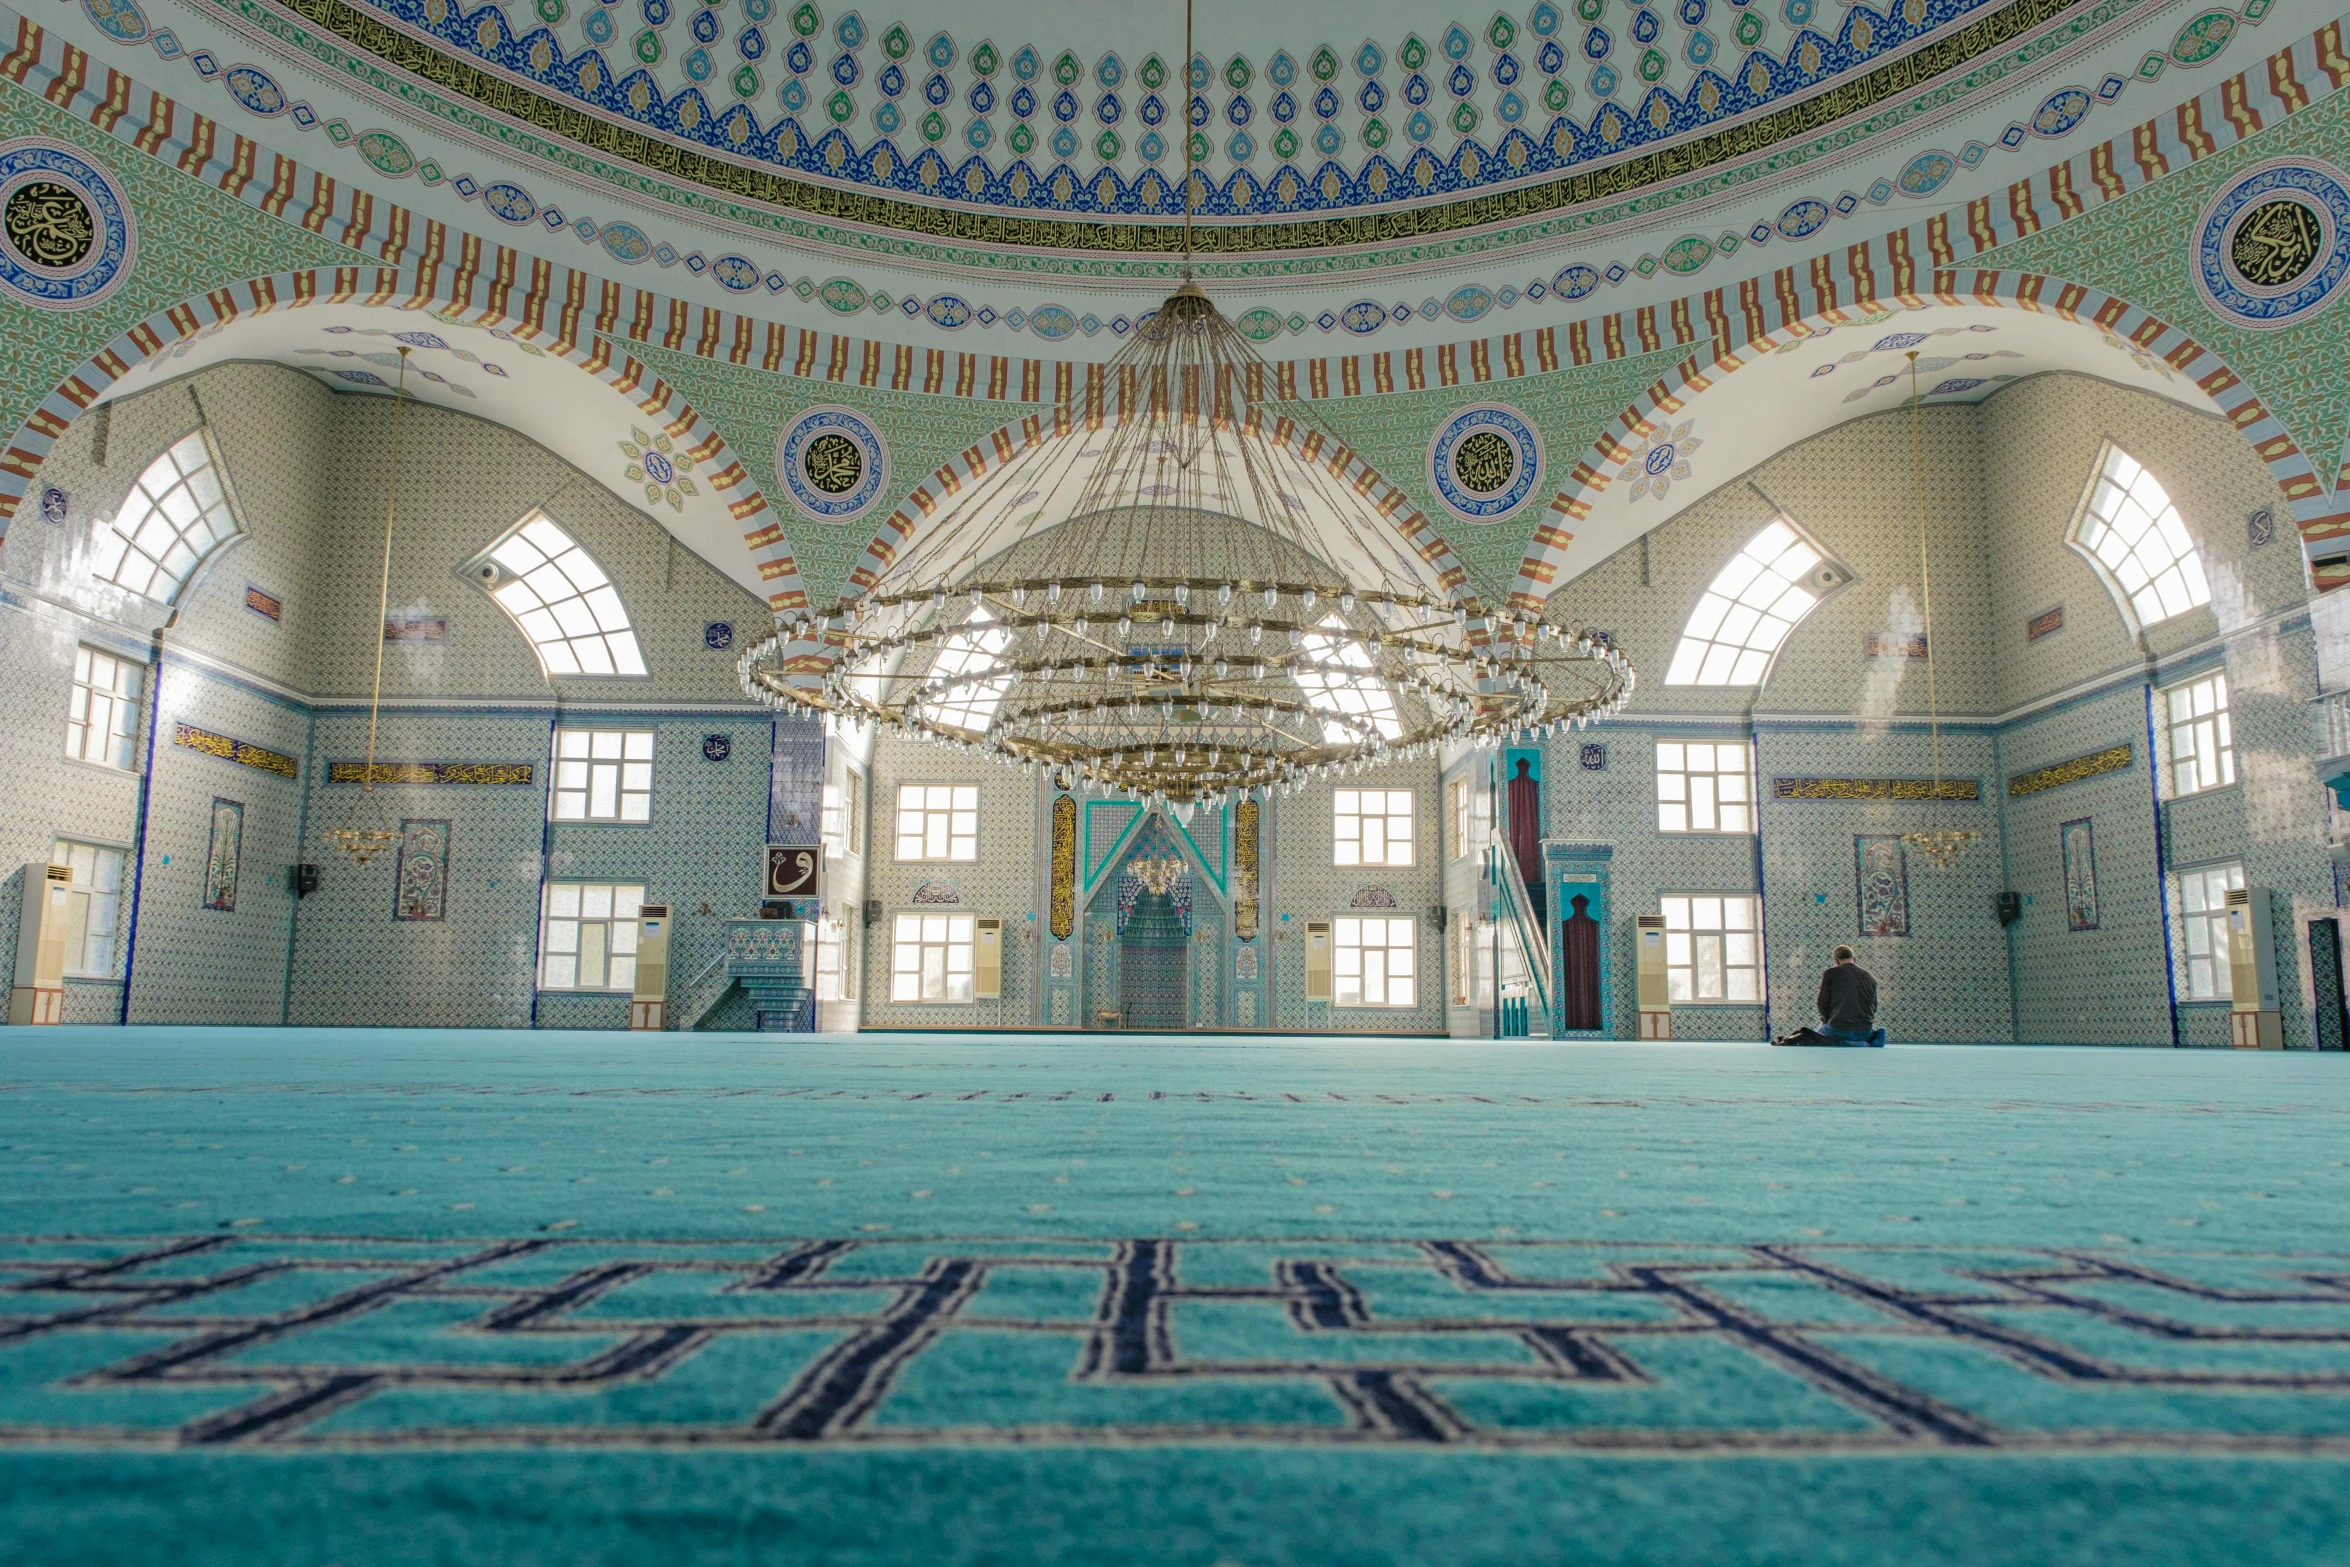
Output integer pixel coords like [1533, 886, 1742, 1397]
[1080, 809, 1227, 1031]
[1119, 888, 1190, 1030]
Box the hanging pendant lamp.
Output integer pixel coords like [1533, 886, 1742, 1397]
[323, 347, 413, 866]
[735, 6, 1631, 805]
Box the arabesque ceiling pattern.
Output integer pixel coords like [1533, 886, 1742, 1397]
[0, 0, 2346, 630]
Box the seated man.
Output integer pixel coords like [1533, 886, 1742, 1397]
[1775, 946, 1887, 1047]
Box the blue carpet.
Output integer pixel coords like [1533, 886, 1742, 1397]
[3, 1028, 2348, 1566]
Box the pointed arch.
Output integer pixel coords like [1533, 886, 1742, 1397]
[1509, 273, 2339, 615]
[0, 265, 805, 615]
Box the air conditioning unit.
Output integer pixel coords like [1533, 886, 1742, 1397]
[10, 863, 71, 1026]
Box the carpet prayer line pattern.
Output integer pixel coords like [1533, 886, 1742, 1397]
[9, 1086, 2345, 1115]
[6, 1234, 2350, 1455]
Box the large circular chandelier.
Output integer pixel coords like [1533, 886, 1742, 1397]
[740, 284, 1633, 806]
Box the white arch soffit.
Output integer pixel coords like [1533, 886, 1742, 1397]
[93, 303, 772, 601]
[1557, 301, 2229, 596]
[863, 417, 1462, 610]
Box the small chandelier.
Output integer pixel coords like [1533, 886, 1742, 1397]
[324, 347, 413, 866]
[1129, 855, 1185, 895]
[739, 285, 1632, 803]
[1895, 350, 1979, 870]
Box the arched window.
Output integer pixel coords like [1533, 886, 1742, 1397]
[92, 432, 242, 603]
[1296, 615, 1403, 741]
[925, 609, 1014, 732]
[468, 512, 646, 677]
[2071, 446, 2210, 629]
[1665, 519, 1836, 686]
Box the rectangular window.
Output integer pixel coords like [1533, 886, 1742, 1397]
[816, 914, 854, 1001]
[550, 728, 653, 822]
[49, 840, 125, 978]
[1334, 915, 1417, 1008]
[1656, 741, 1753, 834]
[1661, 894, 1763, 1002]
[2177, 862, 2245, 1001]
[2165, 672, 2235, 797]
[824, 771, 865, 858]
[539, 881, 645, 991]
[65, 646, 143, 771]
[892, 911, 974, 1002]
[895, 784, 977, 862]
[1446, 777, 1470, 861]
[1334, 788, 1414, 867]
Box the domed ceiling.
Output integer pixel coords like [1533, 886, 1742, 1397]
[71, 0, 2249, 345]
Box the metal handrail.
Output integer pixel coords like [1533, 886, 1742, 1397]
[1488, 842, 1553, 1035]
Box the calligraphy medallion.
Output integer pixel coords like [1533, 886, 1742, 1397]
[1426, 402, 1542, 523]
[2194, 159, 2350, 330]
[0, 140, 134, 310]
[778, 405, 889, 523]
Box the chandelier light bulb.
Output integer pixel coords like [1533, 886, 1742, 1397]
[1091, 582, 1105, 604]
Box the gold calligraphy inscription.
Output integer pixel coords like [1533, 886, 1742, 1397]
[2231, 199, 2324, 289]
[1233, 798, 1261, 942]
[3, 180, 95, 269]
[270, 0, 2086, 252]
[802, 432, 864, 495]
[1452, 431, 1518, 495]
[2006, 743, 2131, 798]
[328, 761, 536, 785]
[172, 722, 298, 779]
[1049, 794, 1076, 942]
[1772, 777, 1979, 800]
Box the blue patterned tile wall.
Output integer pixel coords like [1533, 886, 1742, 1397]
[0, 354, 2341, 1048]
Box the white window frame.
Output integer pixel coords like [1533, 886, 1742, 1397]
[816, 912, 855, 1001]
[1446, 776, 1470, 861]
[550, 728, 654, 823]
[49, 839, 126, 979]
[538, 881, 646, 992]
[1334, 914, 1418, 1008]
[92, 430, 243, 605]
[895, 783, 977, 862]
[2176, 862, 2245, 1002]
[892, 911, 974, 1003]
[1665, 517, 1842, 687]
[1660, 894, 1763, 1004]
[466, 512, 648, 679]
[1296, 615, 1404, 742]
[2163, 670, 2235, 798]
[924, 610, 1014, 733]
[65, 645, 144, 771]
[2069, 444, 2211, 633]
[1656, 740, 1754, 834]
[823, 769, 865, 859]
[1334, 787, 1415, 868]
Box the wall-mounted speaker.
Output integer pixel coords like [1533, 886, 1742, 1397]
[1996, 890, 2022, 927]
[863, 898, 883, 927]
[289, 863, 320, 898]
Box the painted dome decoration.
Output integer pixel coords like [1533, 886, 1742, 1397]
[1427, 403, 1544, 524]
[211, 0, 2071, 250]
[0, 139, 137, 311]
[2193, 158, 2350, 331]
[778, 405, 890, 524]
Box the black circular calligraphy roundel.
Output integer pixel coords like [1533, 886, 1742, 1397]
[802, 432, 864, 496]
[3, 179, 95, 271]
[1450, 430, 1517, 496]
[2228, 199, 2324, 290]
